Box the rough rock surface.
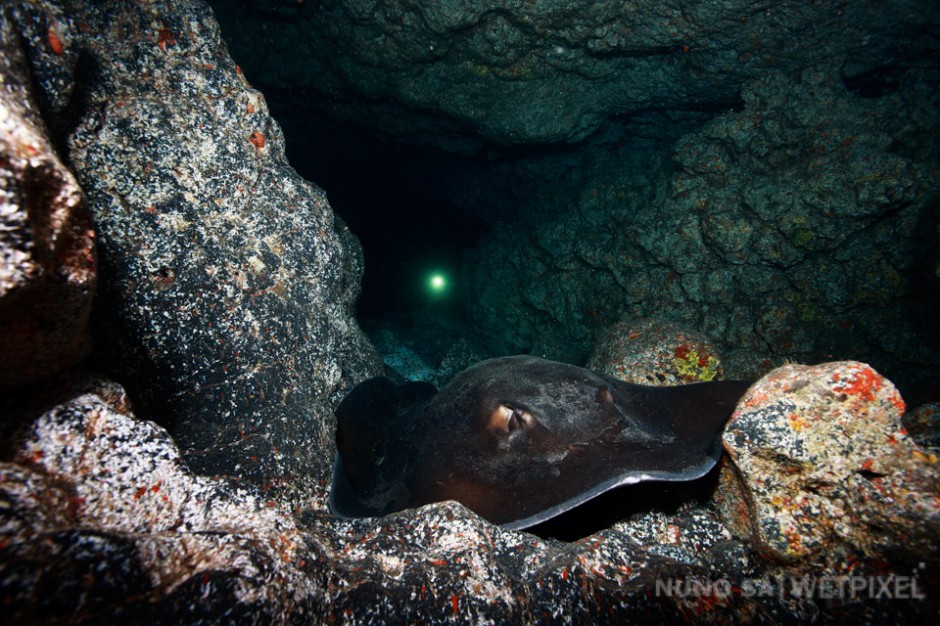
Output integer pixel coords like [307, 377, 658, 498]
[3, 369, 937, 622]
[3, 1, 939, 623]
[210, 0, 937, 148]
[587, 318, 725, 385]
[906, 402, 940, 448]
[209, 0, 940, 397]
[719, 361, 940, 568]
[4, 0, 382, 507]
[467, 67, 940, 391]
[370, 325, 487, 386]
[0, 12, 95, 389]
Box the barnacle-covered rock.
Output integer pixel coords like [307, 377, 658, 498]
[1, 380, 314, 623]
[0, 379, 767, 623]
[4, 0, 382, 506]
[3, 373, 935, 622]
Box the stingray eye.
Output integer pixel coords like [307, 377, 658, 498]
[510, 408, 537, 431]
[507, 408, 526, 432]
[487, 403, 536, 437]
[486, 404, 514, 435]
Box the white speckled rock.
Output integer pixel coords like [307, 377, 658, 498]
[2, 380, 312, 622]
[0, 9, 95, 389]
[0, 378, 770, 623]
[4, 0, 382, 507]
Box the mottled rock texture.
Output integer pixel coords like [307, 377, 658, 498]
[588, 319, 724, 385]
[2, 370, 936, 622]
[211, 0, 936, 148]
[211, 0, 940, 399]
[4, 0, 382, 507]
[906, 402, 940, 448]
[0, 11, 95, 389]
[719, 361, 940, 567]
[467, 67, 940, 392]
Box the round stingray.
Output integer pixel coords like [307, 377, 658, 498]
[330, 355, 750, 530]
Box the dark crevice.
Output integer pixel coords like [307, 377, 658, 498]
[857, 469, 887, 481]
[527, 466, 722, 542]
[842, 65, 908, 98]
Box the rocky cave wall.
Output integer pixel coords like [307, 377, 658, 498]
[2, 1, 940, 623]
[211, 0, 940, 399]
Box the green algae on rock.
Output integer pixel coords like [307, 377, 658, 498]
[588, 318, 725, 385]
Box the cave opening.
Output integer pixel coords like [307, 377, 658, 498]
[206, 0, 940, 397]
[270, 109, 692, 378]
[272, 113, 506, 370]
[263, 92, 685, 377]
[283, 123, 492, 321]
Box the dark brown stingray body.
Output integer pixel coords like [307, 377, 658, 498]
[330, 355, 750, 530]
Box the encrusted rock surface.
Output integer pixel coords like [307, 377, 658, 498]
[587, 318, 725, 385]
[719, 361, 940, 568]
[906, 402, 940, 448]
[467, 67, 940, 391]
[2, 367, 937, 622]
[210, 0, 937, 148]
[208, 0, 940, 396]
[0, 12, 95, 389]
[4, 0, 382, 507]
[0, 379, 745, 623]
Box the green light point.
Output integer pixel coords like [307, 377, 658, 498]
[428, 272, 448, 295]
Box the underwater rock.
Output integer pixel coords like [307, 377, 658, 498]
[369, 327, 438, 382]
[0, 12, 95, 389]
[0, 395, 738, 622]
[2, 368, 936, 622]
[467, 66, 940, 393]
[3, 0, 382, 506]
[0, 378, 759, 623]
[905, 402, 940, 448]
[0, 379, 314, 623]
[718, 361, 940, 568]
[587, 318, 725, 385]
[209, 0, 937, 148]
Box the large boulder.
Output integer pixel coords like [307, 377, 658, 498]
[3, 0, 382, 507]
[719, 361, 940, 566]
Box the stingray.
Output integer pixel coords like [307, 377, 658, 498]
[330, 355, 751, 530]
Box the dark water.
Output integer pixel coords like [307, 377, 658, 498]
[284, 125, 491, 320]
